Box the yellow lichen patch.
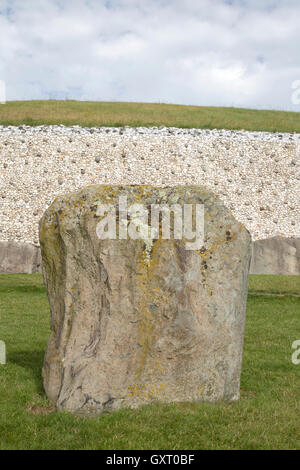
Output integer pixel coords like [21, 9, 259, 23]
[47, 355, 63, 363]
[195, 228, 239, 297]
[134, 238, 166, 380]
[125, 382, 167, 400]
[199, 233, 237, 260]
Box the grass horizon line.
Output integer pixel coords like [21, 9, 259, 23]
[1, 100, 300, 133]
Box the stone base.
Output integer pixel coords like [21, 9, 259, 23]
[0, 241, 42, 274]
[250, 237, 300, 275]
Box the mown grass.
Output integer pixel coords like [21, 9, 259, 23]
[248, 275, 300, 296]
[1, 100, 300, 133]
[0, 274, 299, 450]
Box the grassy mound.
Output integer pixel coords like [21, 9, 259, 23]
[1, 100, 300, 133]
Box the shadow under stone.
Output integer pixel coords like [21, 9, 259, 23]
[9, 350, 46, 396]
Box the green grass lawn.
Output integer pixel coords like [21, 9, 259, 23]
[248, 275, 300, 296]
[0, 274, 299, 450]
[1, 100, 300, 133]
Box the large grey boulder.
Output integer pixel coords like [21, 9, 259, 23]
[0, 241, 42, 274]
[250, 237, 300, 275]
[40, 185, 251, 416]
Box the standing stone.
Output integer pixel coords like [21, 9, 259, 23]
[39, 185, 251, 416]
[0, 341, 6, 365]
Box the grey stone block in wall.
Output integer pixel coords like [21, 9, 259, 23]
[250, 236, 300, 275]
[1, 237, 299, 276]
[0, 241, 42, 274]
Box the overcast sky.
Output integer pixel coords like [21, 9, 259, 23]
[0, 0, 300, 110]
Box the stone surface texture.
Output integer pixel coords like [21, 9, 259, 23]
[40, 184, 251, 416]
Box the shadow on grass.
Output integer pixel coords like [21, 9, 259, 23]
[0, 286, 46, 294]
[9, 350, 46, 396]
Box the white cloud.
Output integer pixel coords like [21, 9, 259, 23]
[0, 0, 299, 110]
